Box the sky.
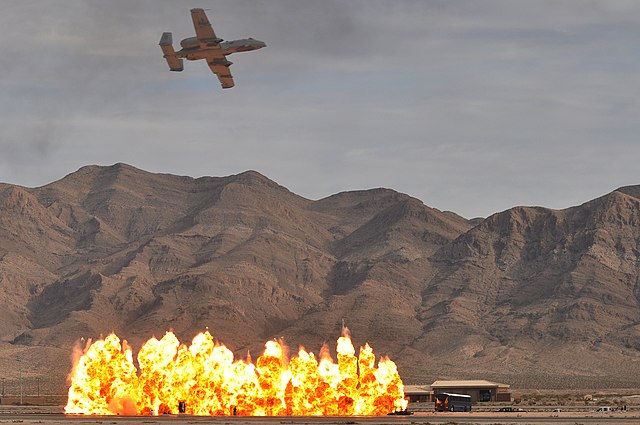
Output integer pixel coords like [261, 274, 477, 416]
[1, 0, 639, 218]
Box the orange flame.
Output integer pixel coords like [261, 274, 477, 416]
[64, 329, 407, 416]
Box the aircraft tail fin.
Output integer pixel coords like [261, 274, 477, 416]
[159, 32, 184, 72]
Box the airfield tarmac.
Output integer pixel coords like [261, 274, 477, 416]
[1, 407, 640, 425]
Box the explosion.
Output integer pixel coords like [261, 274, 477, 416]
[65, 328, 408, 416]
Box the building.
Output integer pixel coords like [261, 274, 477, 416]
[403, 385, 433, 403]
[430, 380, 511, 402]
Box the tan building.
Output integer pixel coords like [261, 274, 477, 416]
[431, 380, 511, 402]
[403, 385, 433, 403]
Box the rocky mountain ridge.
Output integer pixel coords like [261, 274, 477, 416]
[0, 163, 639, 392]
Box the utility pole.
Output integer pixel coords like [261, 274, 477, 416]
[37, 377, 40, 397]
[1, 377, 4, 396]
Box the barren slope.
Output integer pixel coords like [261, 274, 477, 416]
[0, 164, 470, 393]
[0, 164, 639, 392]
[418, 189, 640, 387]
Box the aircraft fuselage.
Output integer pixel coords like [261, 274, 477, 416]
[176, 37, 266, 61]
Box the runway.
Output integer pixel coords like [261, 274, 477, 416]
[1, 411, 640, 425]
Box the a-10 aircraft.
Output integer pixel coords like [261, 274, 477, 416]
[159, 8, 266, 89]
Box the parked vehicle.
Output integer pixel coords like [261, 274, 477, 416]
[434, 393, 472, 412]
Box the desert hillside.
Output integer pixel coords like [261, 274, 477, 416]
[0, 163, 639, 393]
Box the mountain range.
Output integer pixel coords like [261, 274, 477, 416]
[1, 163, 639, 393]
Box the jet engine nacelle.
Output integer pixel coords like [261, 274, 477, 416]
[180, 37, 200, 49]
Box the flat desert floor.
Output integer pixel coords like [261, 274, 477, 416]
[1, 407, 640, 425]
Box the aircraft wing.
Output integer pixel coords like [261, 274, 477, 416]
[191, 8, 218, 41]
[208, 60, 235, 89]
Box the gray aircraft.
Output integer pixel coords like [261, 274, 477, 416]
[159, 8, 266, 89]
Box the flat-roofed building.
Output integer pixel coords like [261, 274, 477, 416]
[431, 380, 511, 402]
[403, 385, 433, 403]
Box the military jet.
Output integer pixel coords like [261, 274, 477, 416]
[159, 8, 266, 89]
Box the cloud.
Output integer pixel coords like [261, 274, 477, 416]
[0, 0, 639, 217]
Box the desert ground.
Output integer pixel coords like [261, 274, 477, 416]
[2, 400, 640, 425]
[1, 410, 640, 425]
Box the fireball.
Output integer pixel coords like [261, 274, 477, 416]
[65, 327, 407, 416]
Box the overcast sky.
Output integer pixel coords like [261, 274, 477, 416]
[1, 0, 639, 218]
